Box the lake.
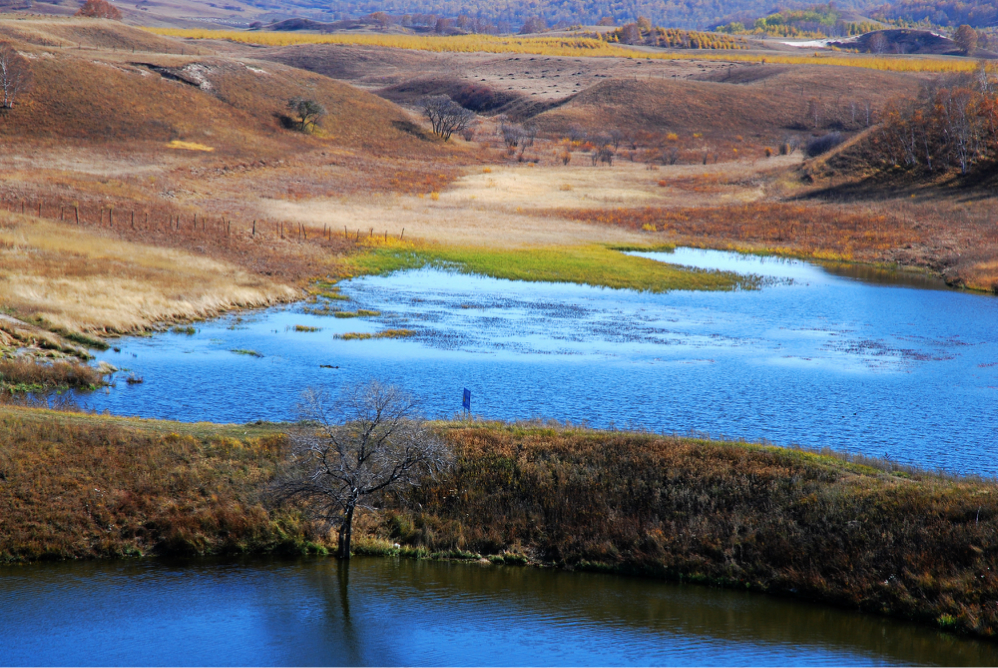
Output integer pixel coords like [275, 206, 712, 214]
[1, 556, 993, 666]
[84, 248, 998, 475]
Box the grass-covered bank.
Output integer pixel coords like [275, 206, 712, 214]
[1, 408, 995, 638]
[0, 407, 323, 561]
[347, 242, 757, 293]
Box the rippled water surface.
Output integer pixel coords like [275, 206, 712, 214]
[1, 557, 993, 666]
[86, 248, 998, 475]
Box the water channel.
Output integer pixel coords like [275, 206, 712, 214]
[85, 248, 998, 476]
[2, 556, 994, 666]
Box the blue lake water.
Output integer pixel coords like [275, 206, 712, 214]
[85, 248, 998, 476]
[2, 556, 994, 666]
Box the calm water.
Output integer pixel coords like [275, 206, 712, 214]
[85, 248, 998, 475]
[1, 556, 993, 666]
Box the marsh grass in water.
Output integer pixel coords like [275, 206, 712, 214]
[333, 310, 382, 319]
[230, 349, 263, 358]
[292, 325, 322, 333]
[171, 326, 197, 336]
[308, 280, 351, 302]
[335, 329, 415, 341]
[350, 244, 755, 292]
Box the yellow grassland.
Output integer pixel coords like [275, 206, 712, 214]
[148, 28, 982, 74]
[0, 212, 297, 335]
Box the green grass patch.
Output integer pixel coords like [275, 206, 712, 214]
[171, 326, 197, 336]
[62, 330, 110, 350]
[293, 325, 321, 332]
[349, 244, 755, 293]
[308, 280, 352, 302]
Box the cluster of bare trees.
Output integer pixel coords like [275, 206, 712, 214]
[875, 65, 998, 174]
[419, 95, 475, 141]
[498, 118, 537, 157]
[561, 124, 624, 166]
[0, 42, 31, 113]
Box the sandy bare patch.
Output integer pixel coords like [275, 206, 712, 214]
[256, 157, 799, 247]
[258, 195, 648, 247]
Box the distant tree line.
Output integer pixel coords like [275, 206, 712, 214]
[321, 0, 828, 32]
[872, 0, 998, 29]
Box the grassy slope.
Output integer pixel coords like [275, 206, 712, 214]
[0, 406, 995, 637]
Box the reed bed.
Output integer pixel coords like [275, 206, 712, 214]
[551, 203, 924, 263]
[377, 424, 998, 638]
[0, 358, 106, 394]
[149, 28, 981, 74]
[0, 410, 319, 561]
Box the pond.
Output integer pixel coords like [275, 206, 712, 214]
[1, 556, 993, 666]
[85, 248, 998, 476]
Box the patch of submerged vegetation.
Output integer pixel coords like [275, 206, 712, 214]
[308, 280, 351, 302]
[333, 310, 382, 319]
[230, 349, 263, 358]
[1, 410, 995, 638]
[350, 244, 755, 293]
[171, 326, 197, 336]
[335, 329, 414, 340]
[0, 358, 109, 395]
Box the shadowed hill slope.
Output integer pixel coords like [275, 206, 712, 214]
[533, 65, 927, 140]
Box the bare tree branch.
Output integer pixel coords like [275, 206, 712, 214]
[271, 380, 452, 558]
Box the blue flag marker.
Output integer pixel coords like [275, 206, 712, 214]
[462, 388, 471, 411]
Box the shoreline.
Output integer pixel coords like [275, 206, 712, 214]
[0, 408, 994, 639]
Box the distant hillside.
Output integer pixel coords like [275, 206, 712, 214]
[0, 20, 447, 158]
[871, 0, 998, 28]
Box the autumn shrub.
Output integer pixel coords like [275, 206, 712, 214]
[0, 358, 106, 394]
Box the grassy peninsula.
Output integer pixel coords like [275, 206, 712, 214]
[0, 406, 994, 639]
[349, 243, 756, 292]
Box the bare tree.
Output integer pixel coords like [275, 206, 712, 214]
[500, 120, 524, 152]
[272, 381, 452, 559]
[567, 123, 587, 143]
[287, 96, 326, 132]
[0, 43, 31, 113]
[868, 31, 889, 55]
[420, 95, 474, 141]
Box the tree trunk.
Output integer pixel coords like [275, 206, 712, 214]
[338, 505, 356, 559]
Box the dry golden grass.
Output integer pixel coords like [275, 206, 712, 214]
[0, 212, 297, 334]
[154, 28, 985, 74]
